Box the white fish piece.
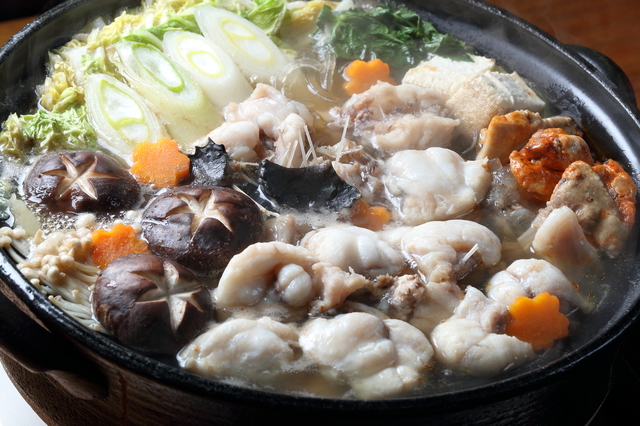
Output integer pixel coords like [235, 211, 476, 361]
[263, 214, 298, 244]
[382, 148, 491, 225]
[299, 312, 433, 399]
[530, 205, 600, 268]
[209, 121, 261, 162]
[310, 262, 370, 315]
[216, 241, 372, 317]
[486, 258, 594, 313]
[206, 84, 315, 166]
[401, 219, 502, 283]
[376, 274, 464, 335]
[329, 82, 458, 152]
[214, 241, 320, 309]
[301, 225, 405, 278]
[331, 159, 384, 204]
[431, 287, 535, 377]
[378, 225, 413, 248]
[178, 317, 300, 384]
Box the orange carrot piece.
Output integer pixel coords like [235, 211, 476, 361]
[130, 137, 190, 188]
[343, 59, 396, 95]
[505, 292, 570, 351]
[90, 223, 150, 269]
[349, 199, 392, 231]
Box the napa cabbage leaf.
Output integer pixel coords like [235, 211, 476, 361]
[0, 107, 97, 160]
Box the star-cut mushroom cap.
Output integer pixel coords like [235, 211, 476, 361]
[134, 261, 208, 333]
[142, 185, 264, 276]
[24, 150, 141, 213]
[93, 253, 214, 354]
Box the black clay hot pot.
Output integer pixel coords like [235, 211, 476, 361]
[1, 1, 639, 425]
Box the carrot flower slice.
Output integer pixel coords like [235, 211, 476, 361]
[130, 137, 190, 188]
[343, 59, 396, 95]
[505, 292, 570, 351]
[91, 223, 150, 268]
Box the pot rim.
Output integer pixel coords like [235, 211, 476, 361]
[2, 0, 640, 413]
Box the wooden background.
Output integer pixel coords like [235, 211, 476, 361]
[1, 0, 639, 104]
[0, 15, 33, 45]
[485, 0, 640, 105]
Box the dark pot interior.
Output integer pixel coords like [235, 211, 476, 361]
[1, 0, 640, 425]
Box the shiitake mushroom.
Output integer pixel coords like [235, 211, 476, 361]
[141, 185, 264, 276]
[93, 253, 214, 355]
[24, 150, 140, 213]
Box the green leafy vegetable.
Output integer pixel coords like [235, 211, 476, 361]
[122, 30, 164, 49]
[245, 0, 287, 37]
[86, 0, 217, 50]
[52, 87, 86, 113]
[81, 52, 123, 80]
[313, 3, 475, 73]
[208, 0, 253, 14]
[0, 107, 97, 160]
[146, 15, 202, 39]
[82, 54, 110, 75]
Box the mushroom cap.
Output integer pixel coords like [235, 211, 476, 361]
[93, 253, 214, 354]
[24, 150, 140, 213]
[141, 185, 264, 276]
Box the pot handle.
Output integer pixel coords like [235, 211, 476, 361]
[0, 288, 108, 400]
[568, 44, 637, 108]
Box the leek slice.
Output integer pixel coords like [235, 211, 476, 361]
[114, 41, 222, 152]
[194, 5, 289, 83]
[162, 31, 253, 111]
[85, 74, 166, 157]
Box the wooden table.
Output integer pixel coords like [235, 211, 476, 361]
[485, 0, 640, 106]
[0, 16, 35, 46]
[1, 1, 640, 104]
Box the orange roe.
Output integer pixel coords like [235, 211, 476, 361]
[348, 199, 392, 231]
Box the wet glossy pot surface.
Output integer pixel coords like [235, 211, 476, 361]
[1, 0, 640, 425]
